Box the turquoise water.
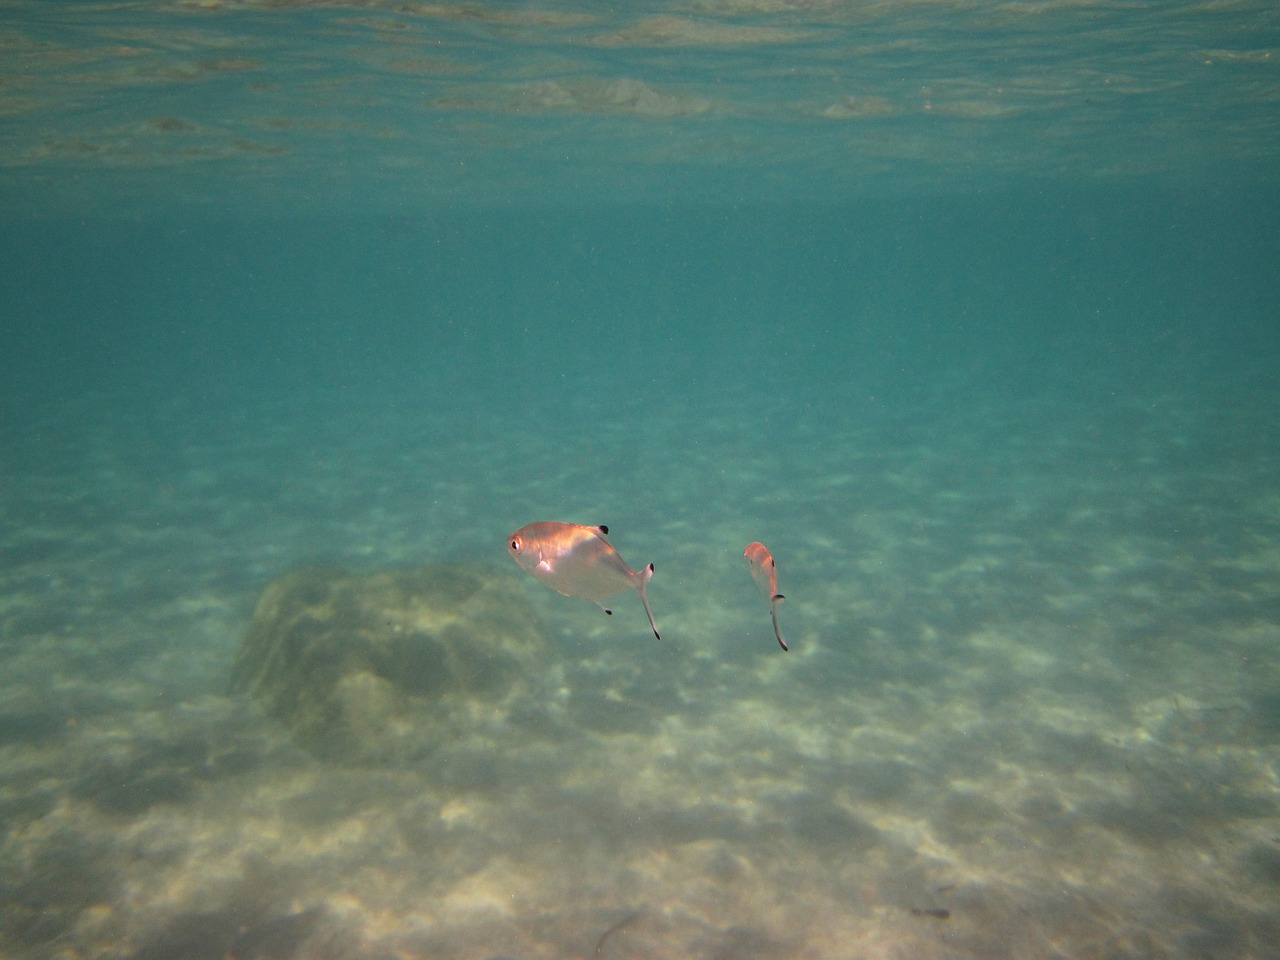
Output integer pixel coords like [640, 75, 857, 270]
[2, 3, 1279, 959]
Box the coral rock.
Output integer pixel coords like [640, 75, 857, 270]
[232, 565, 549, 763]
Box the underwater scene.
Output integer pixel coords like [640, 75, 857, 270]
[2, 2, 1279, 959]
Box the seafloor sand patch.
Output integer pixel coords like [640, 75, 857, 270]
[1, 385, 1277, 958]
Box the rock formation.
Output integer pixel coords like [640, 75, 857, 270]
[231, 564, 550, 763]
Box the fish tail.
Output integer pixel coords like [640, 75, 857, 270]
[638, 562, 660, 640]
[769, 596, 789, 651]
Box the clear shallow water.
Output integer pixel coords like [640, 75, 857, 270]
[2, 0, 1278, 212]
[2, 3, 1280, 959]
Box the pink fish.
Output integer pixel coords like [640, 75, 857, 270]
[744, 541, 788, 651]
[507, 521, 660, 640]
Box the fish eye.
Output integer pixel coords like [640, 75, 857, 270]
[510, 538, 521, 551]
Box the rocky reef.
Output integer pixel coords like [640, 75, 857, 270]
[231, 564, 550, 764]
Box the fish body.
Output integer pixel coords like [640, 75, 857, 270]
[744, 541, 788, 651]
[507, 521, 660, 639]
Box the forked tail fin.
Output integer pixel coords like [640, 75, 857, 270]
[637, 562, 660, 640]
[769, 594, 789, 651]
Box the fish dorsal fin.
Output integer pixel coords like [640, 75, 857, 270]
[596, 525, 609, 535]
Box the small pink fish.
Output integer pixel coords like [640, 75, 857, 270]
[507, 521, 660, 640]
[744, 541, 788, 651]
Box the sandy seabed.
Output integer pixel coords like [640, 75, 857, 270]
[1, 381, 1278, 960]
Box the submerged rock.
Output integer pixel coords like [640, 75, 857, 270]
[231, 565, 550, 763]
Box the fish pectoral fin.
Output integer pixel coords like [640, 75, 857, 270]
[535, 559, 554, 574]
